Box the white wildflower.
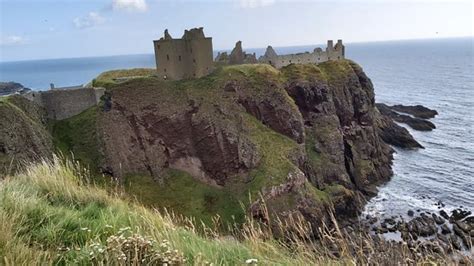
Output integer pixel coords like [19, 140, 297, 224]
[245, 258, 258, 264]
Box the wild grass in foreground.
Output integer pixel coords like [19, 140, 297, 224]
[0, 158, 470, 265]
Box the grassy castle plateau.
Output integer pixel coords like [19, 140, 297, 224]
[0, 60, 470, 264]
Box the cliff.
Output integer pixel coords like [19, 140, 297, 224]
[0, 95, 53, 176]
[1, 60, 419, 231]
[93, 60, 395, 228]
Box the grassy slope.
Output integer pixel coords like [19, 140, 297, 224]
[0, 159, 323, 265]
[92, 68, 157, 89]
[0, 96, 52, 176]
[51, 106, 102, 175]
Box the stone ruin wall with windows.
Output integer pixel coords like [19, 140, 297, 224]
[258, 40, 345, 69]
[153, 28, 214, 80]
[153, 28, 345, 79]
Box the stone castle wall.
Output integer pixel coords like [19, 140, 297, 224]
[154, 28, 214, 80]
[259, 40, 345, 69]
[23, 87, 104, 120]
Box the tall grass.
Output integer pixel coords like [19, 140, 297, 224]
[0, 157, 469, 265]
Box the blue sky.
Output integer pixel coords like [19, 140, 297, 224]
[0, 0, 472, 62]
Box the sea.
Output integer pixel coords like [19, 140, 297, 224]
[1, 37, 473, 218]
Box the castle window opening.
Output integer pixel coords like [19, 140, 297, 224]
[179, 55, 182, 61]
[193, 59, 196, 63]
[167, 54, 170, 61]
[157, 45, 160, 50]
[164, 68, 167, 72]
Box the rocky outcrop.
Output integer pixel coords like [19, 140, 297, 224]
[282, 62, 394, 196]
[376, 103, 436, 131]
[375, 112, 423, 149]
[0, 95, 53, 176]
[390, 104, 438, 119]
[367, 206, 473, 252]
[0, 82, 30, 96]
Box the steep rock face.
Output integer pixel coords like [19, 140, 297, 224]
[375, 111, 424, 149]
[100, 82, 261, 186]
[282, 62, 393, 196]
[97, 60, 398, 230]
[0, 96, 53, 176]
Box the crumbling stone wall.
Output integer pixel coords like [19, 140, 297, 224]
[259, 40, 345, 69]
[153, 28, 214, 80]
[215, 41, 257, 65]
[23, 87, 104, 120]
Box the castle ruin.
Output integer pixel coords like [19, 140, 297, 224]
[23, 86, 104, 120]
[154, 27, 345, 79]
[215, 41, 258, 65]
[258, 40, 345, 68]
[153, 28, 214, 80]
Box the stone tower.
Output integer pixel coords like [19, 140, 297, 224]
[153, 27, 214, 80]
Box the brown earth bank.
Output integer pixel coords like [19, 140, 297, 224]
[0, 60, 428, 236]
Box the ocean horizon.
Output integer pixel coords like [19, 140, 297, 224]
[1, 36, 472, 90]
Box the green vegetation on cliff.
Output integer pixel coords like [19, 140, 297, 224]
[124, 169, 244, 225]
[92, 68, 157, 89]
[51, 106, 102, 174]
[0, 96, 53, 176]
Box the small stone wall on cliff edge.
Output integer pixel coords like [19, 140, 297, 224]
[33, 87, 104, 120]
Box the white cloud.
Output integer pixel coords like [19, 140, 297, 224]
[240, 0, 275, 8]
[73, 12, 106, 29]
[0, 35, 27, 46]
[112, 0, 148, 12]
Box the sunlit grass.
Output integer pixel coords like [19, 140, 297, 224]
[0, 157, 463, 265]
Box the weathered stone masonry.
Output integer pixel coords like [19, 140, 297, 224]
[154, 27, 345, 79]
[23, 87, 104, 120]
[259, 40, 345, 69]
[153, 28, 214, 80]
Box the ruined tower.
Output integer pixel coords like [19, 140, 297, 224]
[153, 28, 214, 80]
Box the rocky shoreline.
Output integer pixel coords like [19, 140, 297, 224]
[376, 103, 437, 131]
[363, 205, 473, 253]
[0, 82, 31, 96]
[361, 104, 473, 255]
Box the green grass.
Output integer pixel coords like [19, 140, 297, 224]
[92, 68, 157, 88]
[0, 158, 332, 265]
[0, 159, 457, 265]
[51, 107, 102, 175]
[124, 169, 244, 226]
